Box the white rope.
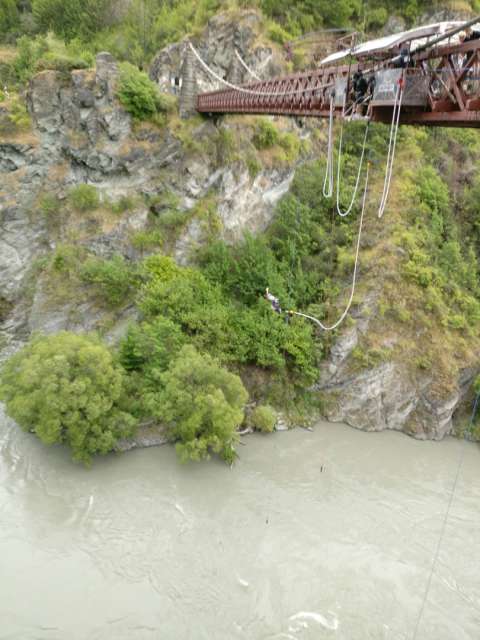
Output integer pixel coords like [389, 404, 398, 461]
[291, 163, 370, 331]
[378, 80, 404, 218]
[323, 94, 335, 198]
[234, 49, 262, 81]
[335, 119, 370, 217]
[189, 41, 334, 98]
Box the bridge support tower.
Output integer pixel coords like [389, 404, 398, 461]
[180, 43, 197, 119]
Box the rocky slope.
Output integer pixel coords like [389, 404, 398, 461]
[0, 10, 478, 441]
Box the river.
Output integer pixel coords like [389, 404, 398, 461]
[1, 407, 479, 640]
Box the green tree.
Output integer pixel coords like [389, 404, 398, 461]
[32, 0, 113, 40]
[117, 61, 162, 119]
[80, 255, 138, 307]
[152, 344, 248, 463]
[0, 332, 137, 464]
[0, 0, 19, 39]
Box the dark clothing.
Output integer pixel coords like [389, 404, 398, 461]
[367, 74, 376, 96]
[392, 47, 410, 68]
[465, 30, 480, 42]
[353, 71, 368, 102]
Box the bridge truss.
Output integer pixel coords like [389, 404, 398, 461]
[196, 39, 480, 128]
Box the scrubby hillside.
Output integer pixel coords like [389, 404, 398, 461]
[2, 1, 480, 465]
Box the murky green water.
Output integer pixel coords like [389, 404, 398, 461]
[1, 406, 479, 639]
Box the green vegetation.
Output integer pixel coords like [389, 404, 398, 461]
[118, 62, 176, 120]
[0, 332, 137, 464]
[251, 404, 276, 432]
[80, 255, 138, 307]
[39, 193, 61, 218]
[152, 345, 248, 463]
[0, 95, 31, 135]
[68, 184, 100, 212]
[3, 0, 473, 78]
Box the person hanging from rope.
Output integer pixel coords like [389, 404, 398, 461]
[265, 288, 282, 314]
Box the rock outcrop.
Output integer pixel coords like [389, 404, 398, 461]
[0, 42, 305, 344]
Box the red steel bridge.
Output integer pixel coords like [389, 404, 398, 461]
[195, 20, 480, 128]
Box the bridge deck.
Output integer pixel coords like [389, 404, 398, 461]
[196, 39, 480, 128]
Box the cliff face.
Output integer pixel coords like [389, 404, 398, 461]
[1, 12, 478, 441]
[0, 47, 303, 346]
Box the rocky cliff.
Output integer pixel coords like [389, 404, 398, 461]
[0, 10, 478, 442]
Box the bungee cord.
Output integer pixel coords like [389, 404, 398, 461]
[336, 118, 370, 217]
[323, 94, 335, 198]
[290, 162, 370, 331]
[378, 79, 404, 218]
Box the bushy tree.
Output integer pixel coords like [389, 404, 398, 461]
[152, 344, 248, 463]
[0, 332, 137, 464]
[120, 317, 186, 376]
[117, 62, 162, 120]
[32, 0, 113, 40]
[81, 255, 138, 307]
[0, 0, 19, 39]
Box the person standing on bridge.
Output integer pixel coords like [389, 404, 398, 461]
[352, 70, 369, 118]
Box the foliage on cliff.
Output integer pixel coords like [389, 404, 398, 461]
[2, 0, 479, 74]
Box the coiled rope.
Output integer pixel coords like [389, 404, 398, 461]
[323, 94, 335, 198]
[336, 118, 370, 217]
[291, 162, 370, 331]
[189, 41, 334, 98]
[378, 78, 404, 218]
[234, 49, 262, 81]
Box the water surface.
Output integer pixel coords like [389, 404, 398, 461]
[1, 408, 479, 639]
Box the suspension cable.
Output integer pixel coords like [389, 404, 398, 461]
[189, 41, 334, 97]
[323, 94, 335, 198]
[234, 49, 262, 81]
[336, 118, 370, 217]
[378, 78, 404, 218]
[291, 162, 370, 331]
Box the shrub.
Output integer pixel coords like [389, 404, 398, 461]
[0, 0, 18, 38]
[246, 154, 262, 178]
[118, 62, 162, 120]
[69, 184, 99, 212]
[156, 91, 177, 113]
[13, 35, 49, 83]
[131, 229, 163, 252]
[266, 22, 293, 45]
[81, 255, 137, 307]
[51, 244, 82, 274]
[152, 345, 248, 463]
[0, 332, 137, 464]
[0, 97, 32, 135]
[39, 193, 61, 218]
[35, 53, 89, 73]
[253, 119, 279, 149]
[111, 195, 135, 214]
[251, 405, 276, 432]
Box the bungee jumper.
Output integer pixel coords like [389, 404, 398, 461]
[265, 288, 282, 314]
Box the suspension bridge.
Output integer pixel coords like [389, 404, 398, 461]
[192, 17, 480, 128]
